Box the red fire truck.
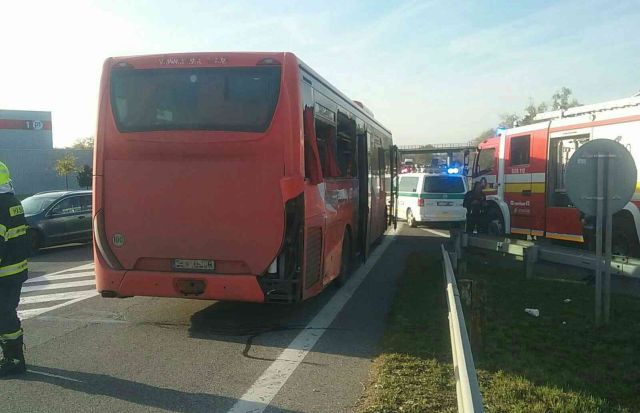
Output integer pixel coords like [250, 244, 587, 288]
[473, 95, 640, 256]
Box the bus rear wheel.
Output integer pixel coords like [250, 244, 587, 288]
[335, 232, 352, 288]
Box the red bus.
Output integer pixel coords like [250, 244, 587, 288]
[93, 52, 396, 303]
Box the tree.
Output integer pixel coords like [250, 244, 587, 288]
[76, 164, 92, 189]
[499, 113, 520, 128]
[473, 128, 497, 144]
[55, 154, 79, 190]
[70, 136, 94, 149]
[552, 87, 580, 111]
[476, 87, 581, 138]
[521, 100, 549, 125]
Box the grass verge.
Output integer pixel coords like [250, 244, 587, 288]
[358, 251, 640, 413]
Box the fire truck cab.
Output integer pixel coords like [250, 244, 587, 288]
[473, 95, 640, 256]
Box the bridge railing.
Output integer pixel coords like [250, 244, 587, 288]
[398, 142, 476, 151]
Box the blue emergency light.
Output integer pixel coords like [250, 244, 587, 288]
[447, 167, 459, 174]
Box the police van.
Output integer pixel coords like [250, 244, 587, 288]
[397, 171, 468, 227]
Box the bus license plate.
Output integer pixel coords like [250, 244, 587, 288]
[437, 201, 453, 206]
[172, 259, 215, 272]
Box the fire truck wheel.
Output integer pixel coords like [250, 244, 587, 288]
[335, 231, 353, 288]
[487, 207, 504, 236]
[612, 221, 639, 257]
[407, 209, 418, 228]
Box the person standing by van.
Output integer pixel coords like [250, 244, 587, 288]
[463, 181, 487, 233]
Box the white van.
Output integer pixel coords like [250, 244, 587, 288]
[397, 173, 468, 227]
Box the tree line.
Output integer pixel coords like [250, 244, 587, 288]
[474, 87, 581, 143]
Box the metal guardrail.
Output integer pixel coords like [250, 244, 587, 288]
[458, 232, 640, 279]
[441, 244, 484, 413]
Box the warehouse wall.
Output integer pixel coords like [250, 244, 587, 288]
[0, 110, 53, 149]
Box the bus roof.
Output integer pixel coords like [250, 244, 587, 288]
[104, 51, 392, 137]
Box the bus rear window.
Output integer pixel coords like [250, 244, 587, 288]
[424, 176, 465, 193]
[110, 66, 281, 133]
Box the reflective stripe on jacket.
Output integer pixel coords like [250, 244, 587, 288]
[0, 193, 29, 278]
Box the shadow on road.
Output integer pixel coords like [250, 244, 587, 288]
[16, 366, 303, 413]
[187, 230, 448, 361]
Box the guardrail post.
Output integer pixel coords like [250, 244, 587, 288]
[450, 251, 459, 271]
[471, 280, 485, 352]
[458, 234, 467, 277]
[524, 246, 539, 279]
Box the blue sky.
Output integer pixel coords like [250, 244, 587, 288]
[1, 0, 639, 147]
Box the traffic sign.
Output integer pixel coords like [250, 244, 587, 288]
[565, 139, 637, 326]
[565, 139, 636, 217]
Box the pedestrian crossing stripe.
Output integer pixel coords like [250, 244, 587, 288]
[24, 270, 94, 284]
[22, 279, 96, 294]
[18, 294, 97, 320]
[20, 290, 97, 305]
[18, 263, 97, 321]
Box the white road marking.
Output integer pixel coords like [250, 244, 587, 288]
[227, 231, 397, 413]
[27, 369, 83, 383]
[18, 294, 98, 320]
[420, 228, 450, 238]
[22, 279, 96, 294]
[20, 290, 97, 305]
[29, 263, 94, 279]
[25, 271, 95, 284]
[17, 262, 97, 321]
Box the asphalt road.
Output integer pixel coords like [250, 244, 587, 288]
[0, 225, 449, 413]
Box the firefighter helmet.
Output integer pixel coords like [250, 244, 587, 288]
[0, 162, 11, 186]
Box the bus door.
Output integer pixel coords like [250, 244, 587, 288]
[366, 132, 380, 245]
[313, 96, 342, 283]
[389, 145, 398, 229]
[545, 129, 591, 242]
[356, 120, 369, 261]
[370, 135, 385, 241]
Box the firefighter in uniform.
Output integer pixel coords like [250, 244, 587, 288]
[463, 181, 487, 234]
[0, 161, 29, 377]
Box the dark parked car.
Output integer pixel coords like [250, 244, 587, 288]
[22, 190, 93, 252]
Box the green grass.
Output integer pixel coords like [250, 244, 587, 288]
[358, 252, 640, 413]
[358, 253, 457, 413]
